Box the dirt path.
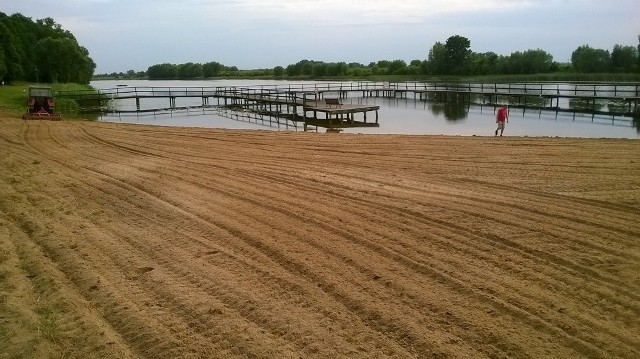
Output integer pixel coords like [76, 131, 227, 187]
[1, 114, 639, 358]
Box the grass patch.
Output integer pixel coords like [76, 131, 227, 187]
[0, 82, 30, 115]
[0, 82, 96, 118]
[36, 304, 61, 342]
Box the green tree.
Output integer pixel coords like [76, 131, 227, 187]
[408, 59, 424, 75]
[610, 44, 638, 72]
[426, 41, 447, 75]
[74, 45, 96, 83]
[4, 13, 36, 80]
[505, 49, 554, 74]
[0, 20, 25, 82]
[33, 37, 95, 83]
[571, 45, 610, 73]
[34, 17, 94, 82]
[0, 50, 5, 81]
[177, 62, 203, 78]
[637, 34, 640, 68]
[444, 35, 471, 74]
[349, 64, 372, 77]
[326, 62, 348, 76]
[147, 63, 178, 79]
[301, 60, 314, 76]
[203, 61, 224, 77]
[285, 60, 315, 77]
[388, 59, 407, 75]
[313, 62, 328, 77]
[377, 60, 391, 69]
[273, 66, 284, 77]
[464, 52, 498, 75]
[0, 12, 95, 83]
[36, 17, 74, 40]
[285, 63, 299, 76]
[523, 49, 554, 73]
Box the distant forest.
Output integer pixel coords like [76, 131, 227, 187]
[0, 12, 96, 84]
[102, 34, 640, 80]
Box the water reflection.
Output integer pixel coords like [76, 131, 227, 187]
[90, 80, 640, 139]
[634, 117, 640, 134]
[429, 102, 469, 122]
[569, 98, 605, 112]
[346, 96, 639, 137]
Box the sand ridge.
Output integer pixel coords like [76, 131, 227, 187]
[1, 115, 639, 358]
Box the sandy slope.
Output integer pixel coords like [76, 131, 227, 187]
[1, 114, 639, 359]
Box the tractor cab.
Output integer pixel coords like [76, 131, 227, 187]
[23, 85, 62, 120]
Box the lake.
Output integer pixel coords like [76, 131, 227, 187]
[90, 79, 640, 138]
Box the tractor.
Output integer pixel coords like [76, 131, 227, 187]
[22, 85, 63, 120]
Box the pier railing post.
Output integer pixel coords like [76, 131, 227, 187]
[83, 80, 637, 121]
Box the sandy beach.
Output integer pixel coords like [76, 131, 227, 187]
[1, 113, 639, 358]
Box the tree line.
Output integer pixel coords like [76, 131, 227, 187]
[146, 62, 240, 79]
[0, 12, 96, 84]
[115, 34, 639, 80]
[425, 35, 639, 76]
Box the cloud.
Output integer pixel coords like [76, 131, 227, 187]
[3, 0, 533, 30]
[3, 0, 637, 73]
[233, 0, 534, 26]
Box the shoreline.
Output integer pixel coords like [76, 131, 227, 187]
[6, 109, 640, 140]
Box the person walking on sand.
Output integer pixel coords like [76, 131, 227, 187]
[495, 105, 509, 136]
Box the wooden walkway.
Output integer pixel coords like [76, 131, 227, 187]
[58, 81, 640, 129]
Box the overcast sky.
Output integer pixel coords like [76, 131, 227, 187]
[3, 0, 639, 74]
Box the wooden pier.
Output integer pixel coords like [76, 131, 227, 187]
[301, 100, 380, 130]
[59, 81, 640, 130]
[62, 85, 384, 130]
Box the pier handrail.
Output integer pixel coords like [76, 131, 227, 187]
[58, 81, 640, 101]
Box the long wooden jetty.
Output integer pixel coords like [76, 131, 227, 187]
[59, 81, 640, 129]
[61, 84, 385, 130]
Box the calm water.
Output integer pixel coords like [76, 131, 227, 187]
[91, 80, 640, 139]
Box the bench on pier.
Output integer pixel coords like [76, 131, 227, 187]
[325, 98, 342, 108]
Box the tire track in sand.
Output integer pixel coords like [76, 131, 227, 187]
[5, 118, 639, 358]
[63, 123, 636, 358]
